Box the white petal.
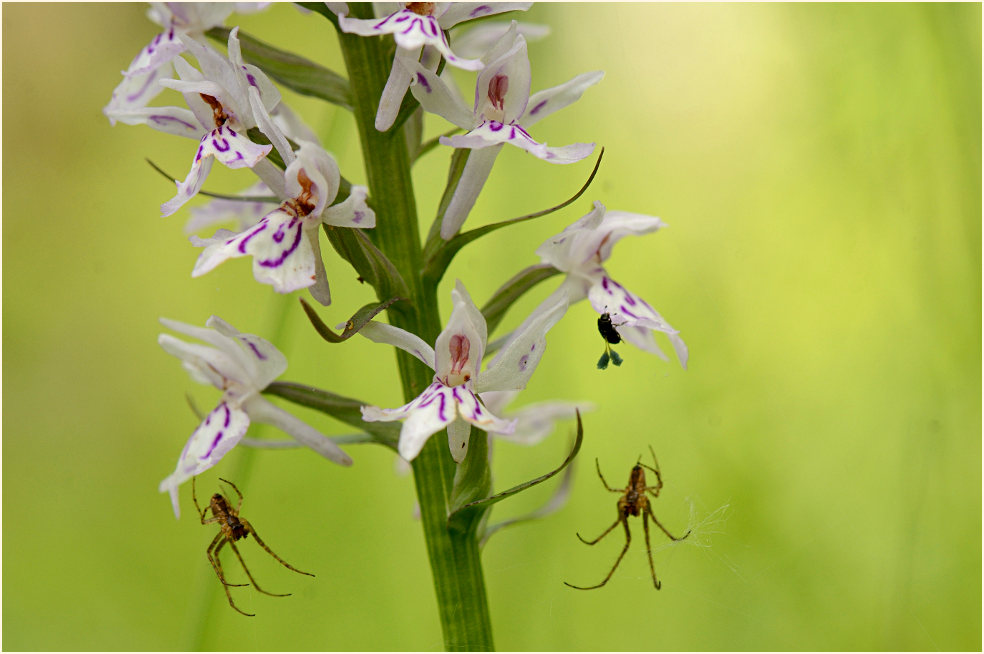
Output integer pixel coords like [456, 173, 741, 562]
[439, 145, 502, 240]
[103, 106, 202, 139]
[206, 315, 289, 387]
[158, 400, 249, 518]
[123, 29, 186, 79]
[322, 185, 376, 228]
[358, 322, 436, 370]
[162, 126, 272, 216]
[244, 396, 352, 466]
[376, 45, 421, 131]
[184, 181, 276, 235]
[447, 417, 472, 463]
[475, 31, 530, 122]
[405, 59, 474, 128]
[446, 121, 594, 164]
[594, 210, 665, 262]
[434, 280, 487, 384]
[587, 276, 688, 369]
[439, 3, 533, 28]
[104, 60, 175, 120]
[449, 21, 549, 60]
[475, 292, 567, 393]
[522, 70, 604, 128]
[361, 383, 456, 461]
[535, 201, 607, 271]
[491, 400, 591, 445]
[192, 207, 318, 294]
[453, 386, 516, 434]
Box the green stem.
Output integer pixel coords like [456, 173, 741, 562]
[336, 11, 494, 651]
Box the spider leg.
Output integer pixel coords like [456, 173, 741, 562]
[639, 448, 664, 494]
[643, 510, 662, 590]
[209, 537, 249, 588]
[595, 459, 622, 493]
[646, 503, 690, 541]
[219, 478, 244, 514]
[207, 535, 254, 617]
[565, 517, 632, 590]
[242, 519, 315, 577]
[227, 538, 291, 597]
[575, 513, 622, 545]
[192, 477, 208, 522]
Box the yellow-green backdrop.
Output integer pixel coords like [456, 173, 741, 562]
[2, 3, 980, 650]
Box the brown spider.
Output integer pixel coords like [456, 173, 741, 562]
[192, 477, 314, 616]
[565, 447, 689, 590]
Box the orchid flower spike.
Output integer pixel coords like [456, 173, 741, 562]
[335, 2, 532, 131]
[360, 280, 568, 462]
[189, 140, 374, 305]
[536, 201, 689, 368]
[403, 21, 603, 239]
[158, 316, 352, 518]
[103, 3, 267, 120]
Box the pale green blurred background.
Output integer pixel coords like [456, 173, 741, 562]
[2, 3, 980, 651]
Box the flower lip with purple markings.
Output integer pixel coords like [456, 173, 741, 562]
[360, 280, 568, 463]
[533, 201, 689, 368]
[157, 315, 351, 519]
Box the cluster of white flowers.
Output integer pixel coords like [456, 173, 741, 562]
[106, 2, 686, 520]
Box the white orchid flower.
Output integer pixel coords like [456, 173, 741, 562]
[402, 21, 603, 239]
[534, 201, 689, 368]
[335, 3, 531, 131]
[158, 316, 352, 518]
[360, 280, 567, 462]
[107, 28, 282, 217]
[189, 140, 374, 305]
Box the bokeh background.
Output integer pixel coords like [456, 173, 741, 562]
[3, 3, 980, 650]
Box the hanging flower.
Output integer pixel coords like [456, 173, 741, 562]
[535, 201, 689, 368]
[158, 316, 352, 518]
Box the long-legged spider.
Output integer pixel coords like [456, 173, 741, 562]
[565, 447, 689, 590]
[192, 477, 314, 616]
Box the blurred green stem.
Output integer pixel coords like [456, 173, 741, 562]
[337, 9, 494, 652]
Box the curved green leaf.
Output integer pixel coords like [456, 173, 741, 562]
[423, 148, 604, 284]
[300, 296, 406, 343]
[447, 410, 584, 529]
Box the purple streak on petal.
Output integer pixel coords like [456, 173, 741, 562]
[258, 220, 303, 268]
[426, 19, 438, 37]
[202, 430, 224, 459]
[469, 5, 492, 16]
[488, 121, 504, 132]
[246, 72, 258, 87]
[212, 135, 231, 153]
[620, 305, 640, 320]
[452, 387, 463, 404]
[194, 142, 205, 163]
[245, 340, 267, 360]
[600, 277, 613, 294]
[148, 114, 197, 131]
[237, 220, 269, 253]
[353, 211, 364, 224]
[529, 99, 548, 115]
[416, 72, 432, 93]
[272, 219, 286, 243]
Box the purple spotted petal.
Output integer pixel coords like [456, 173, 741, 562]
[158, 400, 249, 518]
[161, 126, 271, 216]
[192, 207, 319, 294]
[362, 382, 458, 461]
[587, 275, 688, 368]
